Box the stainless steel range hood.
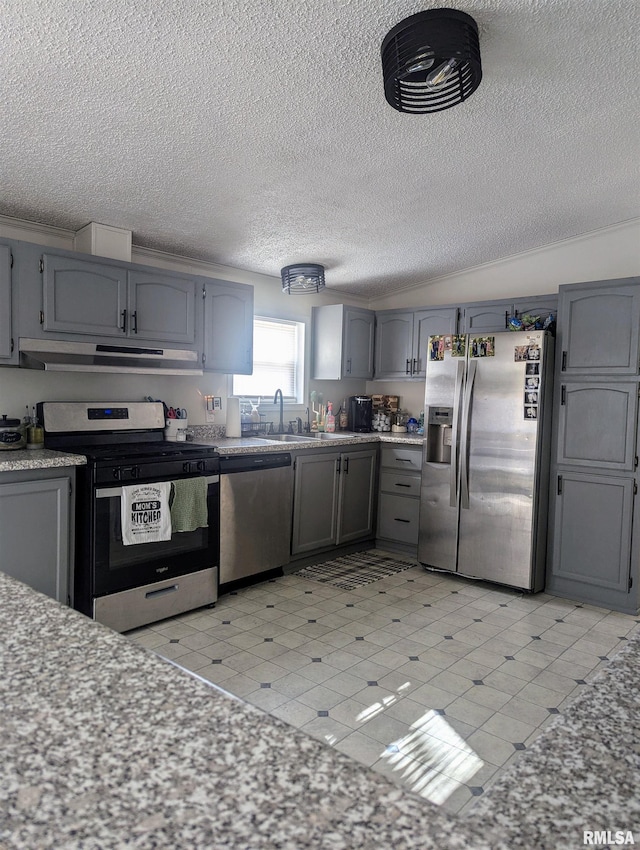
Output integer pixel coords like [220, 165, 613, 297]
[19, 338, 203, 376]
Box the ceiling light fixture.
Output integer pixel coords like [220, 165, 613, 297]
[281, 263, 326, 295]
[381, 8, 482, 114]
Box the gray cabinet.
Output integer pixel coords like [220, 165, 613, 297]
[374, 307, 457, 380]
[0, 468, 74, 605]
[376, 445, 422, 552]
[552, 471, 633, 595]
[557, 279, 640, 375]
[312, 304, 375, 380]
[291, 447, 376, 555]
[41, 253, 197, 345]
[557, 382, 637, 471]
[461, 295, 557, 334]
[203, 280, 254, 374]
[0, 242, 13, 361]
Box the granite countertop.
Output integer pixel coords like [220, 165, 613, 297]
[0, 448, 86, 473]
[1, 571, 639, 849]
[198, 431, 424, 456]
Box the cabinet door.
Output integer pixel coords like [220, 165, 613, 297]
[552, 471, 633, 594]
[128, 271, 196, 344]
[412, 307, 458, 378]
[374, 312, 414, 379]
[343, 308, 374, 379]
[291, 453, 339, 554]
[558, 282, 640, 375]
[0, 477, 70, 603]
[0, 243, 12, 360]
[203, 281, 254, 374]
[461, 300, 511, 333]
[337, 448, 376, 544]
[42, 254, 126, 337]
[557, 383, 638, 471]
[513, 295, 557, 323]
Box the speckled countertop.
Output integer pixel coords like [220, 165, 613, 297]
[0, 448, 86, 472]
[1, 571, 639, 850]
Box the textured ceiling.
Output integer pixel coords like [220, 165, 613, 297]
[1, 0, 638, 297]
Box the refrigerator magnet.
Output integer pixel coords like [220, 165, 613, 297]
[526, 362, 540, 375]
[526, 343, 541, 360]
[451, 335, 466, 357]
[514, 345, 528, 362]
[429, 336, 444, 360]
[471, 336, 495, 357]
[444, 335, 453, 352]
[526, 391, 538, 405]
[525, 376, 540, 389]
[525, 405, 538, 420]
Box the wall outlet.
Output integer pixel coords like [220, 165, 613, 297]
[204, 395, 220, 423]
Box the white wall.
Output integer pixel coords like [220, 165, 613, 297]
[368, 219, 640, 310]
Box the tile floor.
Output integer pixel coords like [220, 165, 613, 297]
[128, 552, 640, 815]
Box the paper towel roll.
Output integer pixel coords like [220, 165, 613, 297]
[225, 397, 241, 438]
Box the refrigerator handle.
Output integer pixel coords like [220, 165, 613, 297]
[459, 359, 477, 510]
[450, 360, 465, 507]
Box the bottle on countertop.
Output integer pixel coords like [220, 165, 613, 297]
[325, 402, 335, 432]
[339, 398, 348, 431]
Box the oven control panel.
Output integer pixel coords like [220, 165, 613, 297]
[88, 407, 129, 420]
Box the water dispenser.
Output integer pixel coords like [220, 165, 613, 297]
[426, 406, 453, 464]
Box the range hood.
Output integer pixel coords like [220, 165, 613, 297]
[19, 338, 203, 376]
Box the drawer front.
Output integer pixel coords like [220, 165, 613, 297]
[380, 471, 421, 497]
[378, 493, 420, 544]
[381, 446, 422, 472]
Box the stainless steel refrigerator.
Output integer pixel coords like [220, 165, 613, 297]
[418, 330, 553, 591]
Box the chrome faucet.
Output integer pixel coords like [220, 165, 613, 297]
[274, 388, 285, 433]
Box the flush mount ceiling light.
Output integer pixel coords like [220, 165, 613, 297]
[381, 8, 482, 114]
[281, 263, 326, 295]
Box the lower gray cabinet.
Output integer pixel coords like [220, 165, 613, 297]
[0, 468, 74, 604]
[550, 471, 633, 598]
[376, 445, 422, 551]
[291, 448, 376, 556]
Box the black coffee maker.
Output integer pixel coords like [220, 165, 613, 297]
[348, 396, 373, 432]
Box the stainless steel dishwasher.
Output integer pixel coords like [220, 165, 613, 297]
[219, 452, 293, 586]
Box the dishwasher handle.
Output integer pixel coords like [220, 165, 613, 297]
[219, 452, 292, 474]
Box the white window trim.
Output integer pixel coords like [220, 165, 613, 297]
[231, 316, 305, 405]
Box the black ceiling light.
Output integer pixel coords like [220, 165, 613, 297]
[281, 263, 325, 295]
[381, 8, 481, 114]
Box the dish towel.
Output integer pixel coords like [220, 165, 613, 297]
[170, 478, 209, 533]
[121, 482, 172, 546]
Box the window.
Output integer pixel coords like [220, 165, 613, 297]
[232, 317, 304, 403]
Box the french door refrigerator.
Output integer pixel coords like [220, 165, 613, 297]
[418, 330, 553, 591]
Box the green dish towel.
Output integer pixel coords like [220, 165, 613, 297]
[170, 478, 209, 533]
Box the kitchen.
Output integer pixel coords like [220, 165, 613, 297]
[1, 1, 640, 847]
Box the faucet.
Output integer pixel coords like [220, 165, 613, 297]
[274, 389, 285, 434]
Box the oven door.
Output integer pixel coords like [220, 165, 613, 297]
[93, 474, 220, 597]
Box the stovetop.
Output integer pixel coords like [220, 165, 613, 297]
[77, 441, 218, 463]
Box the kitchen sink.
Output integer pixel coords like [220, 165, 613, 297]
[262, 434, 313, 442]
[259, 432, 368, 442]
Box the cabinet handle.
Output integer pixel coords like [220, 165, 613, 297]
[344, 456, 349, 475]
[120, 309, 127, 333]
[413, 358, 418, 374]
[561, 351, 567, 371]
[396, 458, 412, 463]
[557, 475, 563, 495]
[560, 385, 566, 405]
[132, 310, 138, 334]
[406, 359, 411, 375]
[346, 358, 352, 374]
[336, 457, 341, 474]
[504, 310, 509, 329]
[394, 518, 411, 523]
[395, 483, 411, 488]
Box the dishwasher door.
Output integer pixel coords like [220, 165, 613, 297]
[219, 453, 293, 585]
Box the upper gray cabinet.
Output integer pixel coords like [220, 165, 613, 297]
[558, 278, 640, 375]
[374, 307, 458, 380]
[0, 242, 13, 361]
[42, 253, 197, 345]
[312, 304, 375, 380]
[203, 279, 253, 374]
[461, 295, 557, 334]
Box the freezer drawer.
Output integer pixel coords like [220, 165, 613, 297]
[378, 494, 420, 545]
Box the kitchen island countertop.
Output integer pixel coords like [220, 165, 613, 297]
[1, 570, 639, 850]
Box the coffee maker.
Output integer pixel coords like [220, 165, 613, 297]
[348, 396, 373, 432]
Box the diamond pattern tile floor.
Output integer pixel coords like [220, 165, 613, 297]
[128, 551, 640, 815]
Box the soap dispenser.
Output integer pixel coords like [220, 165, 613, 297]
[325, 402, 335, 432]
